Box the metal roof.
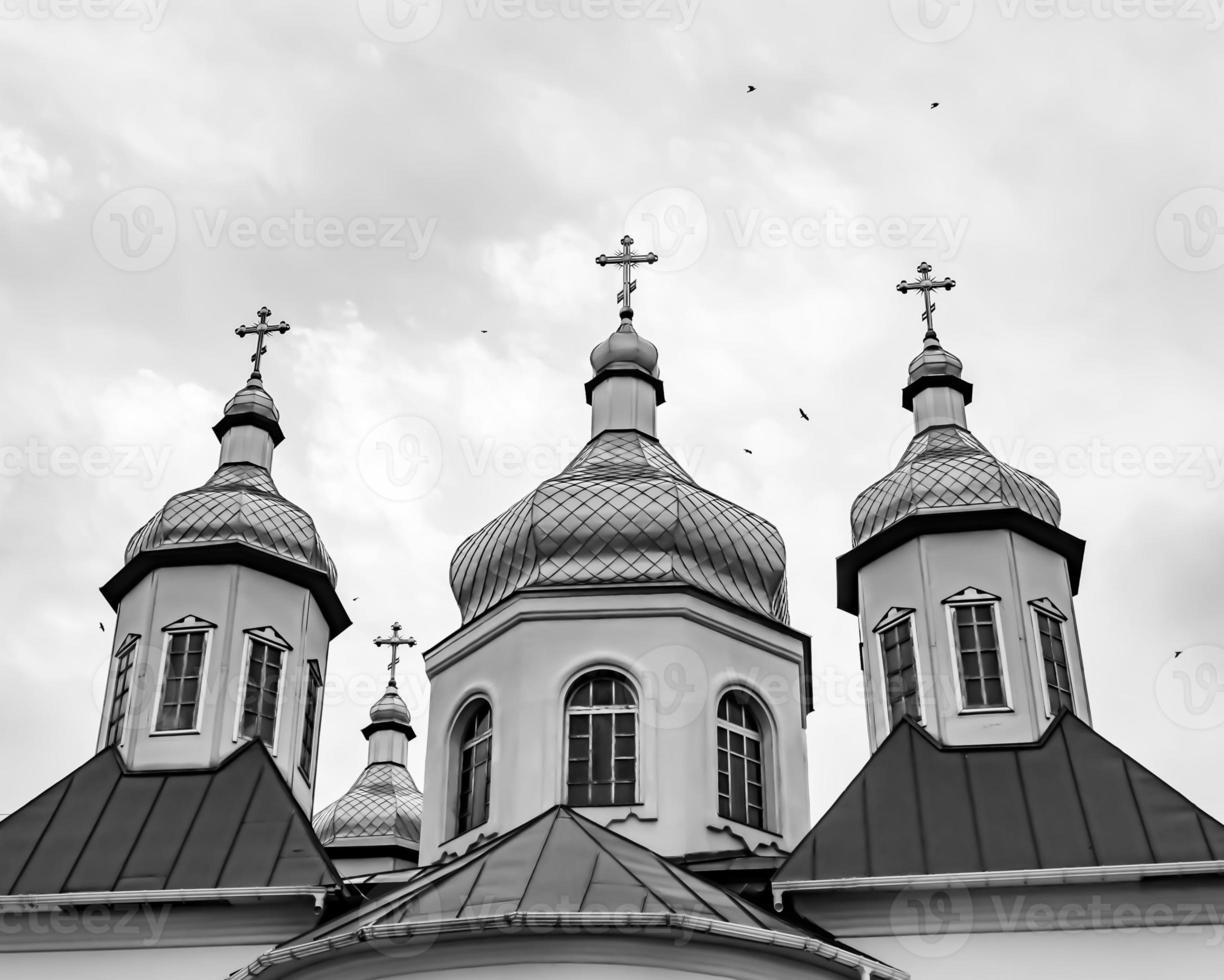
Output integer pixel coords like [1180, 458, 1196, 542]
[312, 762, 423, 850]
[775, 711, 1224, 885]
[0, 741, 340, 895]
[450, 430, 790, 625]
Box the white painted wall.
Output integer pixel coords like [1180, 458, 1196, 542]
[0, 944, 271, 980]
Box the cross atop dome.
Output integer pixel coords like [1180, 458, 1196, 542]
[235, 306, 291, 381]
[373, 621, 416, 688]
[596, 235, 658, 319]
[897, 261, 956, 341]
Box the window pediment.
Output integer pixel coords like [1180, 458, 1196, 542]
[161, 614, 216, 632]
[942, 586, 1001, 605]
[244, 624, 293, 650]
[1028, 596, 1067, 621]
[872, 606, 916, 633]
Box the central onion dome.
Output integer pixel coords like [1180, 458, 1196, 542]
[450, 317, 789, 625]
[851, 328, 1061, 545]
[313, 680, 423, 861]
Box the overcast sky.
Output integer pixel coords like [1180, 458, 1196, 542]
[3, 1, 1224, 827]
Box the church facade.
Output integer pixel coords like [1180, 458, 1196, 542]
[1, 254, 1220, 979]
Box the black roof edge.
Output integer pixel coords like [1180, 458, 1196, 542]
[212, 410, 286, 446]
[584, 367, 665, 405]
[100, 542, 351, 638]
[835, 508, 1085, 614]
[901, 373, 974, 411]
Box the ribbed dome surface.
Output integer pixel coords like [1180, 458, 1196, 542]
[125, 462, 337, 585]
[450, 430, 789, 624]
[852, 425, 1061, 546]
[312, 763, 423, 848]
[222, 380, 280, 421]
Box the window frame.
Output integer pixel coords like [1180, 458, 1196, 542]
[105, 634, 140, 748]
[943, 588, 1013, 714]
[298, 659, 323, 784]
[232, 631, 290, 754]
[453, 697, 493, 838]
[715, 689, 768, 831]
[873, 607, 924, 729]
[151, 619, 214, 736]
[1029, 599, 1074, 718]
[564, 670, 640, 809]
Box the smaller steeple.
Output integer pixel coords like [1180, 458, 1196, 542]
[214, 307, 292, 468]
[313, 622, 423, 873]
[588, 235, 664, 437]
[896, 262, 973, 432]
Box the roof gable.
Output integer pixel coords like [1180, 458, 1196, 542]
[0, 741, 340, 895]
[776, 712, 1224, 883]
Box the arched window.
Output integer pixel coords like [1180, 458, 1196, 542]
[456, 700, 492, 835]
[717, 692, 765, 829]
[566, 671, 637, 806]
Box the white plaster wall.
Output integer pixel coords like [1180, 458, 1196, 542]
[0, 944, 270, 980]
[417, 590, 810, 865]
[857, 529, 1083, 749]
[100, 564, 332, 811]
[853, 928, 1223, 980]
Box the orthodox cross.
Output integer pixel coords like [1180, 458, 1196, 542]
[596, 235, 658, 316]
[234, 306, 291, 381]
[373, 622, 417, 687]
[896, 262, 956, 336]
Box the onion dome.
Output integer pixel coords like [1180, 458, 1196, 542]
[590, 319, 660, 375]
[850, 328, 1061, 546]
[450, 429, 790, 625]
[312, 679, 423, 861]
[212, 378, 285, 444]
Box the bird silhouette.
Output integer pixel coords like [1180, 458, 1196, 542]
[352, 597, 360, 602]
[747, 85, 756, 93]
[930, 102, 940, 109]
[743, 448, 754, 455]
[799, 408, 809, 421]
[480, 330, 488, 334]
[98, 622, 105, 632]
[1174, 650, 1183, 658]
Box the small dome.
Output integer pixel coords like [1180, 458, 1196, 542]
[851, 425, 1061, 545]
[312, 763, 423, 848]
[590, 320, 659, 376]
[125, 462, 338, 585]
[369, 684, 411, 726]
[908, 330, 963, 382]
[222, 379, 280, 423]
[450, 430, 789, 624]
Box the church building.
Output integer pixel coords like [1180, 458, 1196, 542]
[0, 250, 1220, 979]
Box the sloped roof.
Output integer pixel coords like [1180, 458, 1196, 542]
[0, 741, 340, 895]
[310, 806, 810, 938]
[775, 711, 1224, 884]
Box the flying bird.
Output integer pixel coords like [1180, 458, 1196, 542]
[747, 85, 756, 93]
[799, 408, 809, 421]
[98, 622, 105, 632]
[480, 329, 488, 333]
[352, 597, 360, 602]
[1174, 650, 1183, 658]
[930, 102, 940, 109]
[743, 448, 754, 455]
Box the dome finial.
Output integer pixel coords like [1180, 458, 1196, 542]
[595, 234, 658, 324]
[897, 261, 956, 343]
[234, 305, 291, 383]
[373, 621, 416, 690]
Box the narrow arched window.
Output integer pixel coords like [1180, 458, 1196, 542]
[456, 700, 492, 834]
[566, 671, 637, 806]
[717, 692, 765, 829]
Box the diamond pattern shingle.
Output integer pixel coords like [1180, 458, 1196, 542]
[851, 425, 1061, 545]
[125, 462, 337, 585]
[449, 431, 789, 624]
[312, 763, 423, 848]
